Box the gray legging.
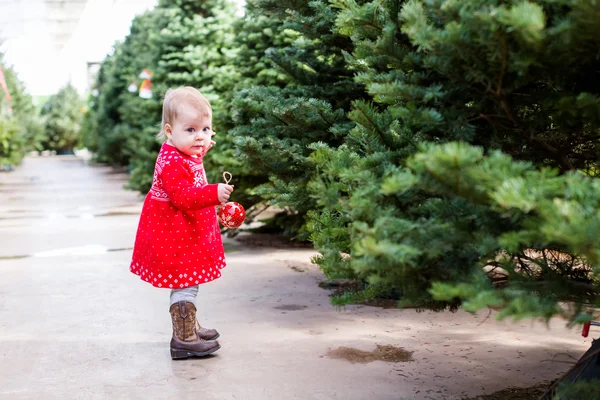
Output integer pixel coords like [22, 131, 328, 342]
[170, 285, 199, 307]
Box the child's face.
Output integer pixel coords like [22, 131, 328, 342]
[165, 102, 213, 157]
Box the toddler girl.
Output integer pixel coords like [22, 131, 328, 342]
[130, 87, 233, 359]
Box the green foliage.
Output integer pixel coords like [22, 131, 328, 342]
[308, 0, 600, 317]
[552, 379, 600, 400]
[0, 55, 44, 166]
[228, 0, 366, 237]
[203, 0, 295, 220]
[412, 142, 600, 319]
[0, 118, 23, 167]
[40, 84, 83, 151]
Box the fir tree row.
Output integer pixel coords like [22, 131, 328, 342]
[85, 0, 600, 323]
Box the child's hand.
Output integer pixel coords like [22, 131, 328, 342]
[200, 140, 216, 157]
[218, 183, 234, 204]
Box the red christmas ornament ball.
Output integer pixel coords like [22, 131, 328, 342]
[218, 202, 246, 228]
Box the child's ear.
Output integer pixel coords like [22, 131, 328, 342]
[164, 124, 172, 138]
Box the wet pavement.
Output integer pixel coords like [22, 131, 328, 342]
[0, 155, 593, 400]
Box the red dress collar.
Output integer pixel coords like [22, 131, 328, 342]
[162, 142, 204, 163]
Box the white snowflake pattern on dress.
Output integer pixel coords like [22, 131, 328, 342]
[150, 151, 174, 201]
[193, 174, 204, 187]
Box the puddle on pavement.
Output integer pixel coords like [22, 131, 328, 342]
[0, 212, 139, 221]
[327, 345, 414, 364]
[95, 211, 139, 217]
[106, 247, 133, 252]
[113, 203, 142, 208]
[33, 245, 122, 257]
[0, 246, 133, 260]
[0, 255, 29, 261]
[0, 214, 87, 221]
[223, 243, 242, 253]
[0, 216, 37, 221]
[274, 304, 308, 311]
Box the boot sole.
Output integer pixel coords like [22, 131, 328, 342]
[170, 344, 221, 360]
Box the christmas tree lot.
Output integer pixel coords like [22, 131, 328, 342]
[86, 0, 600, 352]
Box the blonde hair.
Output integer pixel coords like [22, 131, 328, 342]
[157, 87, 212, 138]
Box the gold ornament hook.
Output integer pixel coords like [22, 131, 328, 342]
[223, 171, 232, 184]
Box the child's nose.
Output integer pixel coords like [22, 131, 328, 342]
[195, 131, 209, 142]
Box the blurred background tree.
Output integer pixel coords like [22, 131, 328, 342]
[0, 54, 44, 167]
[82, 9, 163, 186]
[40, 84, 83, 153]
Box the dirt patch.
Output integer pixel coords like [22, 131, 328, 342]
[287, 262, 308, 273]
[274, 304, 308, 311]
[327, 345, 414, 364]
[462, 382, 550, 400]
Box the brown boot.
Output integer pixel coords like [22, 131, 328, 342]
[169, 301, 220, 359]
[194, 319, 220, 340]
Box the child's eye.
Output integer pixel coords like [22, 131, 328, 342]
[187, 128, 195, 133]
[202, 127, 211, 132]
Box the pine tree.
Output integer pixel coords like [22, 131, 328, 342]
[40, 84, 83, 152]
[117, 10, 166, 191]
[228, 0, 366, 237]
[209, 0, 296, 224]
[125, 0, 239, 192]
[0, 55, 43, 167]
[309, 0, 600, 318]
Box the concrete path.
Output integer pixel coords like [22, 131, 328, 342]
[0, 155, 593, 400]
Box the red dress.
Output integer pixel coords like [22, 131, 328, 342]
[130, 142, 225, 288]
